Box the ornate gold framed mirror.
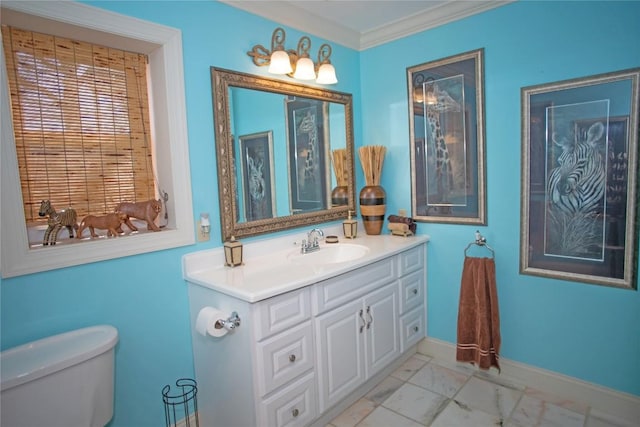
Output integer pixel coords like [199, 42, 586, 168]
[211, 67, 356, 241]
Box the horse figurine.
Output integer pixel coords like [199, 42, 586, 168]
[38, 200, 79, 245]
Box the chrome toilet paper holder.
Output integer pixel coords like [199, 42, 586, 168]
[214, 311, 241, 332]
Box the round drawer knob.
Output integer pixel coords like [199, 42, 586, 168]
[292, 408, 299, 417]
[289, 354, 296, 362]
[413, 326, 419, 332]
[412, 289, 418, 295]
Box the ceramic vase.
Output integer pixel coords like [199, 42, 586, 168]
[359, 185, 386, 235]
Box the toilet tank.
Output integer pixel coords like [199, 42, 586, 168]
[1, 325, 118, 427]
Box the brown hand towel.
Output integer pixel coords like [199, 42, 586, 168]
[456, 256, 501, 371]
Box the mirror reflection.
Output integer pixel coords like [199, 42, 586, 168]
[211, 67, 355, 241]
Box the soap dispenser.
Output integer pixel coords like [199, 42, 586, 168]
[224, 236, 243, 267]
[343, 210, 358, 239]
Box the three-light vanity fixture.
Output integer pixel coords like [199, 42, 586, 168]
[247, 27, 338, 84]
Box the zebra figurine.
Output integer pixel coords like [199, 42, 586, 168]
[38, 200, 79, 246]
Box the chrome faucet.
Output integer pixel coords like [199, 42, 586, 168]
[300, 228, 324, 254]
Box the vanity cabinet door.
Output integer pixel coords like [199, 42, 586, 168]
[314, 298, 365, 413]
[364, 283, 400, 378]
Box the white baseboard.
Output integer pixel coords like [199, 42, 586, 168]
[418, 337, 640, 424]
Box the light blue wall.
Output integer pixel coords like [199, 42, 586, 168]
[361, 0, 640, 396]
[0, 2, 361, 427]
[1, 1, 638, 426]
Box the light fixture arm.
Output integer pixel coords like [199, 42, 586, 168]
[317, 44, 332, 67]
[247, 43, 271, 67]
[296, 36, 311, 59]
[271, 27, 286, 51]
[318, 43, 331, 66]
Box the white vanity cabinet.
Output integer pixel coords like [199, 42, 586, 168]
[184, 235, 428, 427]
[313, 257, 400, 412]
[313, 244, 426, 414]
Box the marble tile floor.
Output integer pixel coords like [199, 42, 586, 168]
[327, 354, 635, 427]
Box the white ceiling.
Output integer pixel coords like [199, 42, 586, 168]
[220, 0, 512, 50]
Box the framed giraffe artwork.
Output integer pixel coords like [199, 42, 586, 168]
[286, 97, 331, 214]
[520, 68, 640, 289]
[407, 48, 487, 225]
[238, 131, 276, 222]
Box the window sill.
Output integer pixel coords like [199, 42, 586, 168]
[26, 219, 162, 248]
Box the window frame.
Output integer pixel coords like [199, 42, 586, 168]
[1, 1, 194, 278]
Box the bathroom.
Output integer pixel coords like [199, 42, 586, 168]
[1, 1, 639, 426]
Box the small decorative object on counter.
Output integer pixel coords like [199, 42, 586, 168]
[224, 236, 243, 267]
[343, 210, 358, 239]
[358, 145, 386, 235]
[387, 214, 416, 237]
[325, 235, 339, 244]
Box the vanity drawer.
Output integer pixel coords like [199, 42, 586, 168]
[254, 287, 311, 340]
[256, 321, 315, 397]
[399, 270, 425, 314]
[400, 305, 425, 352]
[313, 257, 396, 314]
[398, 244, 425, 276]
[259, 372, 317, 427]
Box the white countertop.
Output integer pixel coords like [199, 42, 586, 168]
[183, 224, 430, 303]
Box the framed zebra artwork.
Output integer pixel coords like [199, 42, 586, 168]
[407, 49, 487, 224]
[520, 68, 640, 289]
[238, 131, 276, 222]
[286, 97, 331, 214]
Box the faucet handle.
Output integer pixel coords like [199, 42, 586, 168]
[308, 228, 324, 240]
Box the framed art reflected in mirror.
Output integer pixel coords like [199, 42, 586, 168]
[239, 131, 276, 222]
[286, 97, 330, 214]
[407, 49, 487, 224]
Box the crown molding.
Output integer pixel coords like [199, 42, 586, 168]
[220, 0, 513, 51]
[360, 1, 514, 50]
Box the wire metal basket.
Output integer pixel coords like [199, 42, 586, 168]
[162, 378, 199, 427]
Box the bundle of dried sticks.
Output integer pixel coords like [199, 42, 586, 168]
[358, 145, 386, 186]
[331, 148, 348, 186]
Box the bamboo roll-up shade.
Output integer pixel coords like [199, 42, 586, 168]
[2, 25, 156, 222]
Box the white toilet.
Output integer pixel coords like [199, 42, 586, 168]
[1, 325, 118, 427]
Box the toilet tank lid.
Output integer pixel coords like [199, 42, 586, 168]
[1, 325, 118, 391]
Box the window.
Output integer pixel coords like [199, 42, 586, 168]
[1, 2, 194, 277]
[3, 26, 157, 225]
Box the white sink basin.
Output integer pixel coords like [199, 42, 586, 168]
[287, 243, 369, 265]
